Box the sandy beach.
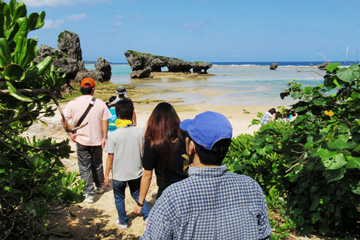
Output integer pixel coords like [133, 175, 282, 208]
[23, 79, 275, 239]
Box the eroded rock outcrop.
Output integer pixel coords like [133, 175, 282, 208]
[318, 62, 330, 70]
[35, 30, 111, 83]
[270, 63, 278, 70]
[124, 50, 212, 78]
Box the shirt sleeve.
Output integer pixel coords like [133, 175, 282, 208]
[103, 133, 115, 154]
[101, 101, 112, 121]
[255, 182, 272, 239]
[141, 191, 174, 240]
[63, 101, 72, 121]
[142, 139, 156, 170]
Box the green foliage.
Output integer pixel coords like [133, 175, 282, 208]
[225, 62, 360, 237]
[0, 1, 84, 239]
[224, 122, 296, 239]
[280, 64, 360, 236]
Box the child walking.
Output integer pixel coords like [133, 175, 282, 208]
[104, 98, 149, 229]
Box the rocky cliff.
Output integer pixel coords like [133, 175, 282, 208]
[35, 30, 111, 83]
[124, 50, 212, 78]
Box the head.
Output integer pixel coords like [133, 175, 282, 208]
[115, 98, 134, 120]
[145, 102, 182, 182]
[116, 86, 127, 97]
[80, 77, 95, 95]
[268, 108, 276, 114]
[145, 102, 181, 142]
[107, 96, 117, 108]
[180, 111, 233, 166]
[275, 112, 282, 119]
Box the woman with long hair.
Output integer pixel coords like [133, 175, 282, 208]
[134, 102, 189, 215]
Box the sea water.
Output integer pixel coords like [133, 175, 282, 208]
[85, 61, 353, 106]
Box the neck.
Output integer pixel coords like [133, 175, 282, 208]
[192, 154, 218, 168]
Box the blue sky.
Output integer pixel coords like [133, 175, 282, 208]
[22, 0, 360, 63]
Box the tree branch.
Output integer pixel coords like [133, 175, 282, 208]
[0, 137, 33, 162]
[0, 88, 60, 95]
[47, 92, 88, 133]
[0, 128, 68, 150]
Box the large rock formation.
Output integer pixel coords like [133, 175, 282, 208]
[35, 30, 111, 83]
[124, 50, 212, 78]
[57, 31, 83, 61]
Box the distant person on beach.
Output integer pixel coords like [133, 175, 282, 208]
[63, 77, 112, 203]
[141, 111, 271, 240]
[133, 102, 189, 216]
[106, 86, 137, 132]
[260, 108, 276, 125]
[104, 99, 150, 229]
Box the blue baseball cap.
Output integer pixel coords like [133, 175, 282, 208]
[180, 111, 233, 150]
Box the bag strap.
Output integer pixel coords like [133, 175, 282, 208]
[76, 97, 96, 127]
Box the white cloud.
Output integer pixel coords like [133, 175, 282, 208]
[66, 14, 87, 21]
[23, 0, 73, 7]
[114, 15, 123, 19]
[43, 19, 65, 29]
[23, 0, 109, 7]
[43, 14, 87, 30]
[133, 14, 142, 19]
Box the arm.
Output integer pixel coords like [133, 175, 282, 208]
[255, 183, 272, 239]
[141, 191, 174, 239]
[62, 103, 78, 142]
[134, 169, 152, 215]
[132, 110, 137, 126]
[101, 119, 109, 149]
[104, 153, 114, 187]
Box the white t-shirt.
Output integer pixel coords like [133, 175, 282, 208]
[104, 126, 144, 181]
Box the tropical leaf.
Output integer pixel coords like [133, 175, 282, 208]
[326, 63, 340, 73]
[321, 153, 347, 170]
[6, 80, 32, 102]
[4, 63, 25, 81]
[337, 67, 360, 83]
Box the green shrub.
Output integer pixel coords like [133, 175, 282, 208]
[224, 121, 296, 239]
[0, 1, 85, 239]
[280, 64, 360, 236]
[225, 63, 360, 237]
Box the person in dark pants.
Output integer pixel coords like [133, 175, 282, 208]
[104, 99, 150, 229]
[63, 78, 112, 203]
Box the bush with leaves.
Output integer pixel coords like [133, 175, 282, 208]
[225, 63, 360, 237]
[224, 121, 296, 239]
[0, 1, 84, 239]
[279, 63, 360, 236]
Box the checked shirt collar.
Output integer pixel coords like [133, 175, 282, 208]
[188, 165, 228, 178]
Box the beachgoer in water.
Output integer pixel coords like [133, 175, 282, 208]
[106, 86, 137, 132]
[260, 108, 276, 125]
[133, 102, 189, 215]
[104, 99, 150, 229]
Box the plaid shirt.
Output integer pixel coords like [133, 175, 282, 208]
[141, 165, 271, 240]
[260, 111, 272, 125]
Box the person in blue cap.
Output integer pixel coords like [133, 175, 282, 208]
[141, 111, 271, 240]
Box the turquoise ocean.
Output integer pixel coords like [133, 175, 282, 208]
[86, 61, 355, 107]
